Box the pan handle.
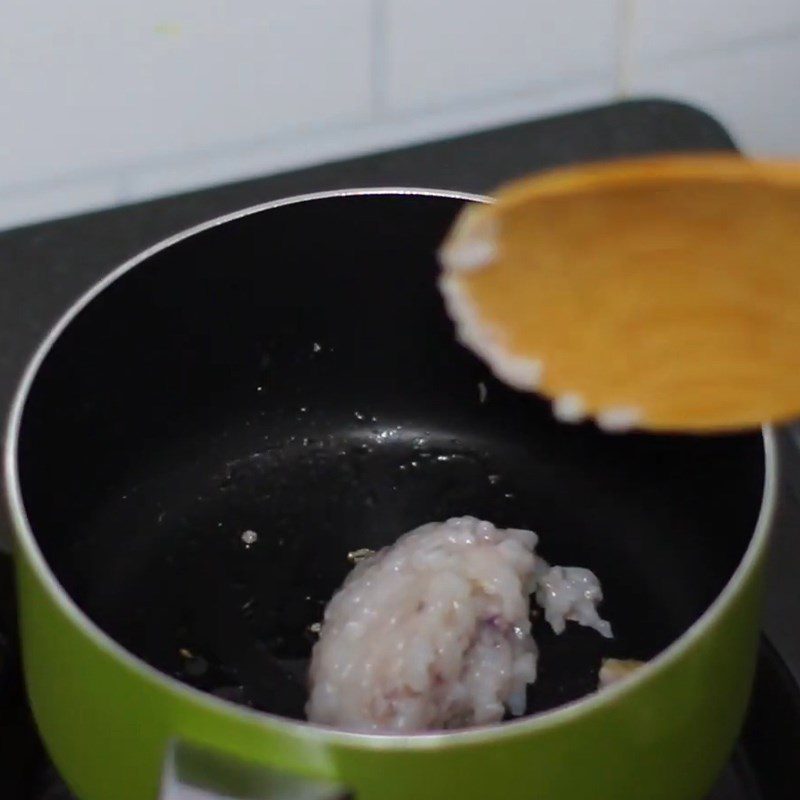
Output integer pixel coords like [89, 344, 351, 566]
[160, 740, 352, 800]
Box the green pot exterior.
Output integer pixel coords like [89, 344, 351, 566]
[17, 531, 768, 800]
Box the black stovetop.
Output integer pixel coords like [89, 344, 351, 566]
[2, 99, 800, 799]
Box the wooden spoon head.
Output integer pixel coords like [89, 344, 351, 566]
[438, 154, 800, 433]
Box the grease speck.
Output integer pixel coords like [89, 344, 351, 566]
[241, 529, 258, 546]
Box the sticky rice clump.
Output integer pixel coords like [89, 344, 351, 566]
[307, 517, 611, 732]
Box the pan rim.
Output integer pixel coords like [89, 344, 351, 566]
[2, 186, 778, 748]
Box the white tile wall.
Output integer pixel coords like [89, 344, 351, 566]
[0, 1, 372, 185]
[383, 0, 616, 113]
[631, 35, 800, 155]
[2, 0, 800, 230]
[122, 78, 612, 202]
[631, 0, 800, 63]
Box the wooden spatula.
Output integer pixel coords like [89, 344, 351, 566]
[438, 153, 800, 433]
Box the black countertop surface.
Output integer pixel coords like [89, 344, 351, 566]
[1, 98, 798, 686]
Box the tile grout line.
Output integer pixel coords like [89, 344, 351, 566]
[0, 72, 609, 203]
[632, 19, 800, 71]
[0, 76, 602, 231]
[5, 13, 800, 215]
[614, 0, 636, 98]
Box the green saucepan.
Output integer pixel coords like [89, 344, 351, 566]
[1, 190, 777, 800]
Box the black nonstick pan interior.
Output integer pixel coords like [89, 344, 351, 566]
[17, 191, 765, 722]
